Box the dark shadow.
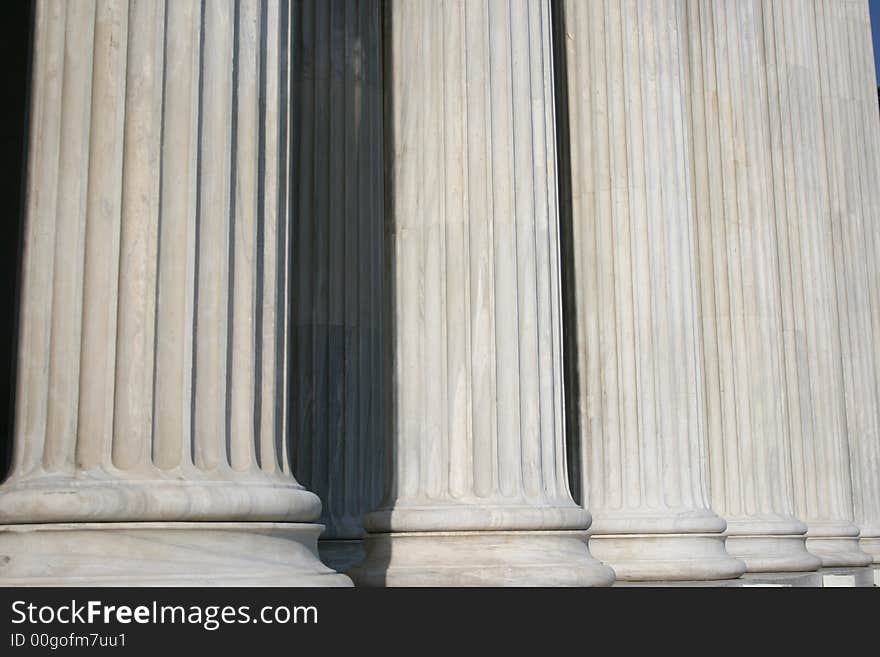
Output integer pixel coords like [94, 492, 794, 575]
[550, 0, 583, 506]
[373, 0, 394, 586]
[288, 0, 388, 579]
[0, 1, 34, 482]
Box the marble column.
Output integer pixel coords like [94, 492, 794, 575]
[685, 0, 820, 573]
[351, 0, 614, 587]
[819, 0, 880, 566]
[289, 0, 386, 573]
[763, 0, 871, 568]
[852, 0, 880, 566]
[0, 0, 350, 586]
[561, 0, 745, 581]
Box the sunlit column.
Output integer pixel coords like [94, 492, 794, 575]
[0, 0, 350, 586]
[562, 0, 745, 581]
[763, 0, 871, 569]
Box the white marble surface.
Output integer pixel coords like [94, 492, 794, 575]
[829, 0, 880, 567]
[2, 0, 880, 588]
[0, 522, 350, 587]
[562, 0, 744, 581]
[686, 0, 819, 574]
[764, 0, 872, 568]
[353, 0, 613, 587]
[0, 0, 350, 586]
[288, 0, 386, 574]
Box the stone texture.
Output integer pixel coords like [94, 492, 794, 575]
[0, 522, 333, 586]
[351, 0, 613, 587]
[824, 0, 880, 567]
[561, 0, 744, 581]
[0, 0, 350, 586]
[2, 0, 880, 589]
[685, 0, 819, 573]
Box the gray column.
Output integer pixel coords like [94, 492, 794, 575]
[352, 0, 613, 587]
[0, 0, 350, 586]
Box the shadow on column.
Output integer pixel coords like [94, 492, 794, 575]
[549, 0, 583, 509]
[288, 0, 388, 578]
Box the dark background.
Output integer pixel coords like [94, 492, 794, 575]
[0, 0, 32, 480]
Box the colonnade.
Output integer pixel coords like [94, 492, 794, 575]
[1, 0, 878, 587]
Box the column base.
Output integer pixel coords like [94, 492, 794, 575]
[859, 536, 880, 563]
[806, 536, 873, 568]
[0, 522, 352, 586]
[318, 539, 366, 574]
[725, 535, 822, 572]
[349, 530, 615, 587]
[589, 534, 746, 581]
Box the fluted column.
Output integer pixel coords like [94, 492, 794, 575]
[351, 0, 613, 587]
[686, 0, 820, 573]
[851, 0, 880, 565]
[819, 0, 880, 565]
[763, 0, 871, 568]
[290, 0, 386, 573]
[0, 0, 350, 586]
[561, 0, 745, 581]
